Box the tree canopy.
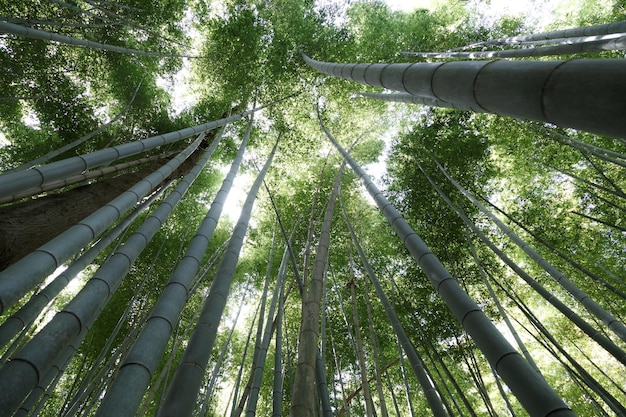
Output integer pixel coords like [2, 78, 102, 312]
[0, 0, 625, 416]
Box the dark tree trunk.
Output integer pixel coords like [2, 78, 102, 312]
[0, 167, 155, 271]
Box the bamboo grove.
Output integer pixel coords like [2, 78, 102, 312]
[0, 0, 625, 416]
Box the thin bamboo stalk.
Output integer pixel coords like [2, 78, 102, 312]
[419, 164, 626, 365]
[156, 138, 278, 417]
[246, 248, 289, 416]
[485, 21, 626, 44]
[434, 160, 626, 342]
[8, 81, 143, 173]
[0, 21, 200, 58]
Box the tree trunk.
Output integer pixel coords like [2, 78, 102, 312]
[0, 164, 159, 271]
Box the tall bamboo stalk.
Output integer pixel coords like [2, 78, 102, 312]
[340, 196, 448, 417]
[317, 107, 573, 417]
[95, 120, 250, 417]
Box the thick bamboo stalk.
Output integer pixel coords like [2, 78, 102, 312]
[317, 110, 574, 417]
[303, 54, 626, 139]
[0, 182, 167, 349]
[156, 139, 278, 417]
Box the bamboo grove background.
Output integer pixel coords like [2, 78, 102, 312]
[0, 0, 625, 416]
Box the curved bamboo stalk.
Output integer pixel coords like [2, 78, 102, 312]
[434, 160, 626, 342]
[0, 132, 220, 415]
[0, 21, 200, 58]
[156, 138, 279, 417]
[317, 107, 574, 417]
[95, 121, 250, 417]
[303, 54, 626, 139]
[402, 34, 626, 59]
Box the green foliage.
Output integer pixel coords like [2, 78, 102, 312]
[1, 1, 625, 416]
